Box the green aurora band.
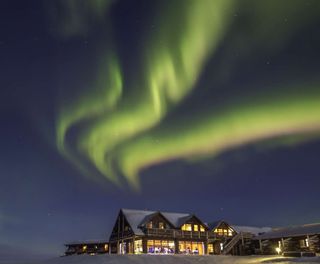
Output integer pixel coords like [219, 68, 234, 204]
[55, 0, 320, 189]
[114, 88, 320, 188]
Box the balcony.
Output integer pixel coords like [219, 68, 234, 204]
[143, 228, 208, 239]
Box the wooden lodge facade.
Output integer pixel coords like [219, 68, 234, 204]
[253, 223, 320, 256]
[64, 208, 320, 257]
[108, 209, 251, 255]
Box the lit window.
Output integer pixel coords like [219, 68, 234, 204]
[104, 244, 108, 251]
[147, 240, 175, 254]
[83, 245, 87, 251]
[178, 241, 204, 255]
[147, 221, 153, 228]
[194, 225, 199, 231]
[134, 240, 143, 254]
[162, 240, 168, 246]
[300, 238, 310, 248]
[208, 244, 214, 254]
[182, 224, 192, 231]
[159, 222, 164, 229]
[220, 243, 224, 251]
[214, 228, 231, 236]
[214, 228, 222, 235]
[200, 225, 205, 232]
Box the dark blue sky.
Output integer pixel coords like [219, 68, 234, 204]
[0, 0, 320, 255]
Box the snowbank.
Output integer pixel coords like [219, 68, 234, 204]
[0, 244, 52, 264]
[30, 254, 320, 264]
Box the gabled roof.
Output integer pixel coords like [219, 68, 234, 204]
[121, 209, 156, 235]
[175, 214, 209, 230]
[121, 209, 203, 235]
[208, 220, 232, 231]
[139, 211, 160, 227]
[254, 223, 320, 240]
[161, 212, 191, 227]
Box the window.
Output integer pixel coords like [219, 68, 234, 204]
[194, 225, 199, 231]
[299, 238, 310, 248]
[200, 225, 205, 232]
[179, 241, 204, 255]
[214, 228, 232, 236]
[104, 244, 108, 251]
[119, 242, 126, 254]
[134, 240, 143, 254]
[208, 244, 214, 254]
[147, 240, 175, 254]
[214, 228, 223, 235]
[82, 245, 87, 252]
[147, 221, 153, 228]
[159, 222, 164, 229]
[181, 224, 192, 231]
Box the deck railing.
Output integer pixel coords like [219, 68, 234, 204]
[143, 228, 208, 239]
[110, 227, 240, 240]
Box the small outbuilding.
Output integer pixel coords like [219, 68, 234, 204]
[253, 223, 320, 255]
[64, 240, 109, 256]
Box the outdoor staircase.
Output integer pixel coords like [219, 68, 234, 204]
[222, 232, 253, 255]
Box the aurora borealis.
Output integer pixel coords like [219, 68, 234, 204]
[55, 0, 320, 188]
[1, 0, 320, 256]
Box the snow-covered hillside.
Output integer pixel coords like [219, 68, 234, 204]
[0, 244, 52, 264]
[31, 254, 320, 264]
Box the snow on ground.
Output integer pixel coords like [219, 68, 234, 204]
[0, 244, 53, 264]
[9, 254, 317, 264]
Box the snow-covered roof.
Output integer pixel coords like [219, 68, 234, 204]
[231, 225, 272, 236]
[208, 220, 231, 231]
[161, 212, 191, 227]
[121, 209, 194, 235]
[65, 239, 109, 246]
[122, 209, 156, 235]
[254, 223, 320, 240]
[207, 221, 271, 236]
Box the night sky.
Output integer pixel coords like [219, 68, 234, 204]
[1, 0, 320, 256]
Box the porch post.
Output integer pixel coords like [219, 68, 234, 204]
[174, 239, 179, 254]
[259, 239, 262, 253]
